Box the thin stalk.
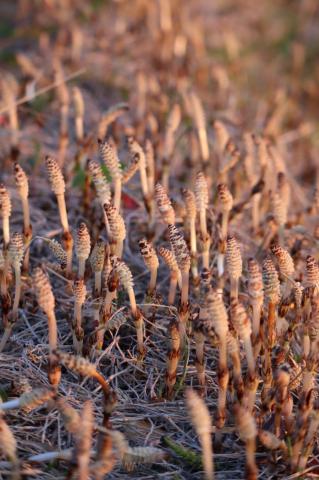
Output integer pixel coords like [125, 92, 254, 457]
[168, 272, 178, 305]
[139, 162, 149, 200]
[202, 236, 211, 271]
[194, 330, 206, 393]
[75, 116, 83, 142]
[103, 211, 111, 238]
[230, 277, 239, 301]
[199, 210, 207, 239]
[3, 217, 10, 247]
[219, 337, 227, 374]
[181, 270, 189, 307]
[9, 103, 19, 147]
[245, 438, 258, 480]
[96, 290, 116, 349]
[128, 288, 137, 316]
[78, 258, 85, 279]
[73, 302, 83, 354]
[216, 337, 228, 428]
[297, 413, 319, 471]
[56, 194, 69, 232]
[0, 70, 85, 116]
[21, 196, 30, 233]
[149, 266, 157, 293]
[47, 311, 60, 386]
[229, 351, 244, 401]
[60, 104, 68, 137]
[161, 162, 170, 192]
[190, 218, 198, 280]
[134, 311, 145, 357]
[63, 231, 73, 278]
[95, 272, 102, 296]
[251, 300, 262, 341]
[128, 287, 145, 357]
[217, 238, 226, 278]
[0, 257, 10, 331]
[12, 266, 21, 320]
[244, 375, 259, 413]
[221, 210, 230, 240]
[115, 240, 123, 259]
[0, 399, 20, 411]
[113, 178, 122, 212]
[261, 347, 272, 404]
[243, 337, 255, 378]
[0, 259, 19, 352]
[22, 227, 32, 273]
[216, 367, 229, 429]
[252, 194, 260, 233]
[267, 301, 276, 348]
[166, 321, 180, 399]
[0, 327, 12, 353]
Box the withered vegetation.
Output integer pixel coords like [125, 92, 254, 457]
[0, 1, 319, 479]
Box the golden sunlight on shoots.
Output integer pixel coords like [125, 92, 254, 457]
[155, 183, 175, 225]
[112, 259, 144, 355]
[162, 103, 181, 189]
[166, 319, 180, 399]
[33, 267, 60, 386]
[168, 224, 190, 308]
[87, 159, 111, 206]
[182, 188, 198, 281]
[271, 244, 294, 278]
[127, 137, 149, 201]
[190, 92, 209, 163]
[247, 258, 264, 342]
[206, 290, 229, 428]
[104, 204, 126, 257]
[90, 239, 105, 295]
[235, 405, 258, 480]
[8, 232, 24, 318]
[214, 120, 230, 156]
[75, 222, 91, 278]
[98, 139, 122, 212]
[158, 246, 181, 305]
[0, 387, 56, 412]
[46, 238, 67, 270]
[225, 235, 242, 300]
[0, 416, 18, 466]
[0, 184, 11, 247]
[262, 257, 280, 347]
[14, 162, 31, 271]
[305, 255, 319, 292]
[195, 172, 209, 239]
[0, 232, 24, 352]
[139, 238, 159, 294]
[74, 400, 93, 480]
[72, 278, 86, 354]
[231, 301, 255, 377]
[45, 156, 73, 275]
[72, 86, 84, 141]
[186, 389, 214, 480]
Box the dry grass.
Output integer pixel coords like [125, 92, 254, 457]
[0, 0, 319, 479]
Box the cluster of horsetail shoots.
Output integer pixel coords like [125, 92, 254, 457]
[1, 10, 319, 475]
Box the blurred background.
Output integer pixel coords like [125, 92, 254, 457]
[0, 0, 319, 184]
